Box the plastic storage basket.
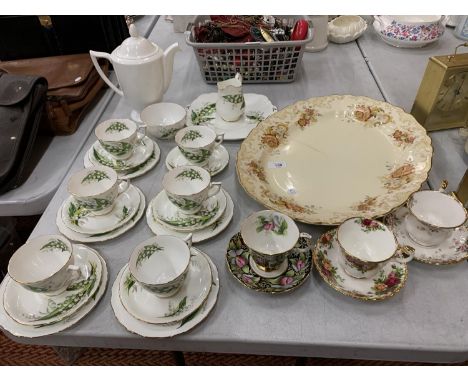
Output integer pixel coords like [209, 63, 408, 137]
[185, 16, 314, 83]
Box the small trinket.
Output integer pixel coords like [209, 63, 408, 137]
[250, 26, 265, 42]
[260, 27, 274, 42]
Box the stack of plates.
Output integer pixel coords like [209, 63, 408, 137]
[56, 184, 146, 243]
[112, 247, 219, 337]
[0, 245, 107, 338]
[84, 134, 161, 179]
[146, 188, 234, 243]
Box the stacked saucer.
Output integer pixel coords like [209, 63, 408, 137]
[57, 166, 145, 243]
[84, 119, 161, 179]
[112, 236, 219, 337]
[147, 166, 233, 243]
[0, 235, 107, 338]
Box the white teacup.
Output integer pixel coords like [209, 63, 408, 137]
[406, 189, 467, 247]
[240, 210, 312, 278]
[129, 234, 192, 298]
[95, 118, 140, 160]
[8, 235, 80, 294]
[162, 165, 222, 215]
[67, 166, 129, 216]
[140, 102, 186, 140]
[175, 126, 224, 166]
[216, 73, 245, 122]
[337, 218, 414, 279]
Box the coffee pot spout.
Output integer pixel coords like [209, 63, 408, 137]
[163, 42, 181, 93]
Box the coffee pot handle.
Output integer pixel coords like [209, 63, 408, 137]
[89, 50, 124, 97]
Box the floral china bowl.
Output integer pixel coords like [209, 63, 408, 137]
[140, 103, 186, 140]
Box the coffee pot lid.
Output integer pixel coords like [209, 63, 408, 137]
[114, 23, 160, 60]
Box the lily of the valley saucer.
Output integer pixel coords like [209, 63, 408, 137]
[386, 206, 468, 265]
[226, 232, 313, 294]
[152, 189, 226, 232]
[61, 184, 140, 235]
[119, 247, 212, 324]
[147, 190, 234, 243]
[3, 244, 102, 327]
[313, 229, 408, 301]
[166, 145, 229, 176]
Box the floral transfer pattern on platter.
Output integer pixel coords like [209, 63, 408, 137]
[226, 233, 312, 294]
[237, 95, 432, 225]
[385, 206, 468, 265]
[312, 229, 408, 301]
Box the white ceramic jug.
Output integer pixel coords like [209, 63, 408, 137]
[90, 22, 180, 121]
[216, 73, 245, 122]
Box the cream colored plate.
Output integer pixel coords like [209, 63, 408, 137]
[237, 95, 432, 225]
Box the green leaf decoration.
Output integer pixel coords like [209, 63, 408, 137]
[81, 170, 110, 184]
[100, 141, 132, 156]
[191, 103, 216, 125]
[105, 121, 129, 133]
[222, 94, 244, 104]
[181, 129, 203, 143]
[121, 151, 156, 175]
[124, 273, 136, 295]
[209, 217, 223, 231]
[160, 127, 179, 139]
[178, 304, 202, 328]
[176, 168, 203, 181]
[40, 239, 69, 252]
[167, 195, 200, 211]
[136, 244, 164, 267]
[164, 296, 188, 318]
[246, 112, 265, 123]
[160, 202, 219, 228]
[119, 206, 130, 222]
[179, 147, 211, 164]
[93, 148, 128, 170]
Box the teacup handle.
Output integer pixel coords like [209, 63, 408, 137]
[438, 179, 448, 192]
[214, 133, 224, 148]
[136, 124, 147, 145]
[293, 232, 314, 254]
[394, 245, 415, 264]
[183, 233, 193, 248]
[67, 264, 82, 283]
[207, 182, 222, 198]
[118, 179, 130, 194]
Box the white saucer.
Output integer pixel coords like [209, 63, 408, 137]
[152, 189, 227, 232]
[166, 145, 229, 176]
[3, 244, 102, 327]
[61, 184, 140, 235]
[0, 246, 108, 337]
[119, 247, 212, 324]
[57, 188, 146, 243]
[386, 206, 468, 265]
[111, 247, 219, 338]
[186, 93, 277, 140]
[146, 189, 234, 243]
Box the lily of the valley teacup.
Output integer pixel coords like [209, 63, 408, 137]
[216, 73, 245, 122]
[240, 210, 313, 278]
[128, 234, 192, 298]
[95, 118, 140, 160]
[162, 165, 222, 214]
[405, 189, 467, 247]
[337, 217, 414, 279]
[8, 235, 81, 295]
[67, 166, 129, 216]
[175, 126, 224, 166]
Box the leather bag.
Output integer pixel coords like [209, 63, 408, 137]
[0, 54, 109, 135]
[0, 72, 48, 194]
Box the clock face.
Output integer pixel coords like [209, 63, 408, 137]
[436, 71, 468, 112]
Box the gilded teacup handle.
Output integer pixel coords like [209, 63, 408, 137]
[438, 179, 448, 192]
[395, 245, 415, 264]
[293, 232, 314, 254]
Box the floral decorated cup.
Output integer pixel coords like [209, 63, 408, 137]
[7, 235, 81, 294]
[175, 126, 224, 166]
[405, 186, 467, 247]
[240, 210, 312, 278]
[216, 73, 245, 122]
[337, 217, 414, 279]
[140, 102, 186, 140]
[95, 118, 141, 160]
[67, 166, 129, 216]
[128, 234, 192, 298]
[162, 165, 222, 215]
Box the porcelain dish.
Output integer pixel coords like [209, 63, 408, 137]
[186, 93, 277, 140]
[166, 145, 229, 176]
[328, 16, 367, 44]
[237, 95, 433, 225]
[140, 102, 186, 140]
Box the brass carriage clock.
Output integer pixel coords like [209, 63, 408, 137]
[411, 43, 468, 131]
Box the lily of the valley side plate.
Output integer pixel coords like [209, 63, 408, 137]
[186, 93, 277, 140]
[111, 247, 219, 338]
[386, 206, 468, 265]
[313, 229, 408, 301]
[146, 190, 234, 243]
[56, 188, 146, 243]
[226, 232, 312, 294]
[166, 145, 230, 176]
[237, 95, 432, 225]
[0, 246, 108, 338]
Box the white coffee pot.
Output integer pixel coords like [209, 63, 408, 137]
[90, 22, 180, 121]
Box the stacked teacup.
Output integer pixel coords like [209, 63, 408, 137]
[0, 235, 106, 333]
[56, 165, 144, 241]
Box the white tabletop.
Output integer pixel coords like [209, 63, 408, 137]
[4, 18, 468, 364]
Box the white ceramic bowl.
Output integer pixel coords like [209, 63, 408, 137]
[8, 235, 74, 293]
[140, 103, 186, 140]
[328, 16, 367, 44]
[128, 235, 192, 298]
